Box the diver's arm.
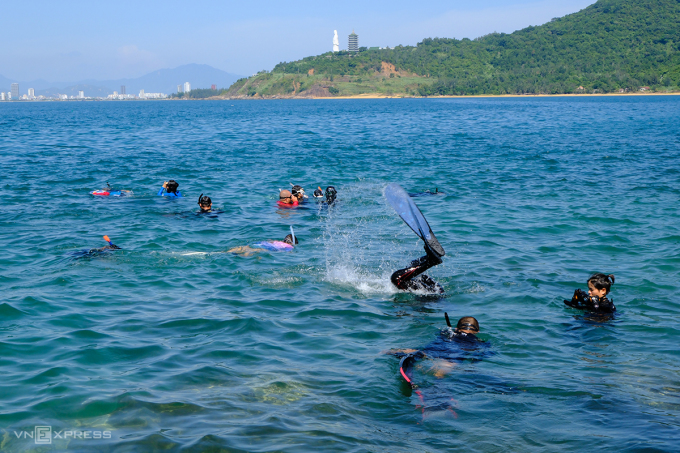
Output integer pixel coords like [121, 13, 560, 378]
[157, 187, 166, 196]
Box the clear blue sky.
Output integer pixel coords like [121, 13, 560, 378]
[1, 0, 595, 82]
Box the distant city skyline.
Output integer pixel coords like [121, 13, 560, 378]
[0, 0, 595, 82]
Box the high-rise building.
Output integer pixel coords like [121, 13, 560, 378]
[348, 30, 358, 52]
[121, 85, 126, 95]
[28, 88, 35, 98]
[0, 92, 5, 101]
[139, 89, 145, 98]
[11, 83, 19, 99]
[183, 82, 191, 93]
[211, 84, 216, 90]
[333, 30, 340, 52]
[78, 91, 85, 99]
[177, 85, 183, 94]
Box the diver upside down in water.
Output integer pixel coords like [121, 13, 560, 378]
[391, 244, 443, 293]
[385, 183, 446, 294]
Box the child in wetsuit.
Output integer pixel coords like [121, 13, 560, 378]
[564, 273, 616, 313]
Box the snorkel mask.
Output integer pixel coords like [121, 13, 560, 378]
[291, 185, 305, 199]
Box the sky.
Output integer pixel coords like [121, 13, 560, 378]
[0, 0, 596, 83]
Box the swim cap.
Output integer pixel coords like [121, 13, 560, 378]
[456, 316, 479, 333]
[166, 180, 179, 193]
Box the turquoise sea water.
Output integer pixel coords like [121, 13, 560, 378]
[1, 97, 679, 452]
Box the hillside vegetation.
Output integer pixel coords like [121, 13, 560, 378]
[225, 0, 680, 97]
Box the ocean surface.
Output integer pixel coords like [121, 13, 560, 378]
[1, 97, 679, 452]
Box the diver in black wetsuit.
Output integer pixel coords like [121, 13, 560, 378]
[391, 244, 443, 293]
[325, 186, 337, 204]
[72, 236, 121, 258]
[564, 273, 616, 314]
[387, 315, 490, 384]
[197, 194, 213, 212]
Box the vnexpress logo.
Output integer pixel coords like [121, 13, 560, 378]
[14, 425, 111, 444]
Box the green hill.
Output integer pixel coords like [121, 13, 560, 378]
[226, 0, 680, 97]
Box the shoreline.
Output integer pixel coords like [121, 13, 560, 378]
[209, 91, 680, 101]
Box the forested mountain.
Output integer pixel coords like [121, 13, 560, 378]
[226, 0, 680, 97]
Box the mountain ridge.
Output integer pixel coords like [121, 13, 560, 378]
[225, 0, 680, 97]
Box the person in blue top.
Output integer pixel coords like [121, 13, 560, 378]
[158, 180, 182, 198]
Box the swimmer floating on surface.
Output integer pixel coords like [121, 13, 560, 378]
[387, 315, 489, 384]
[385, 183, 445, 294]
[564, 273, 616, 314]
[71, 235, 121, 259]
[90, 182, 132, 197]
[228, 227, 299, 257]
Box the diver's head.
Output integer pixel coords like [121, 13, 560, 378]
[280, 189, 293, 202]
[588, 273, 615, 297]
[314, 186, 323, 198]
[325, 186, 337, 203]
[198, 193, 212, 211]
[283, 233, 299, 245]
[456, 317, 479, 334]
[291, 185, 305, 199]
[165, 180, 179, 194]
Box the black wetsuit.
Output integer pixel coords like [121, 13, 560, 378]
[564, 289, 616, 314]
[422, 329, 491, 362]
[391, 245, 443, 292]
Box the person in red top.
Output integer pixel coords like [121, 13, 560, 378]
[278, 186, 305, 206]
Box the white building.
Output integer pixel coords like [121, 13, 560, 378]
[59, 94, 68, 100]
[78, 91, 85, 99]
[333, 30, 339, 52]
[7, 92, 11, 100]
[139, 89, 145, 97]
[28, 88, 35, 97]
[183, 82, 191, 93]
[177, 85, 182, 94]
[0, 92, 5, 101]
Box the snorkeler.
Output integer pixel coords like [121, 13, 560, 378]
[228, 227, 299, 257]
[158, 180, 182, 198]
[278, 185, 305, 206]
[564, 273, 616, 313]
[313, 187, 324, 198]
[385, 183, 446, 293]
[72, 235, 121, 258]
[197, 193, 213, 212]
[325, 186, 337, 204]
[408, 188, 444, 197]
[387, 315, 489, 385]
[90, 182, 132, 197]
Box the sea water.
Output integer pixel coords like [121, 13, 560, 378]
[0, 97, 678, 452]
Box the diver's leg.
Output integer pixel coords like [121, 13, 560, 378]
[390, 248, 443, 290]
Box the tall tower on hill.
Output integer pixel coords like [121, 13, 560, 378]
[333, 30, 339, 52]
[348, 30, 358, 52]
